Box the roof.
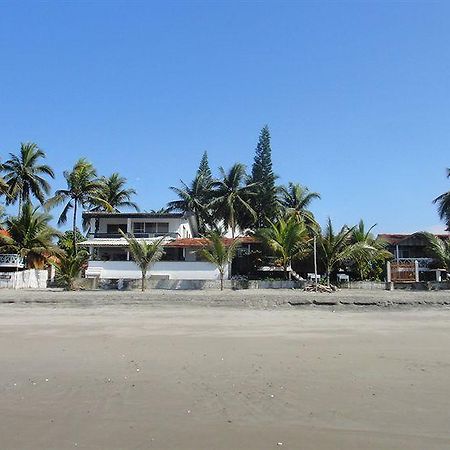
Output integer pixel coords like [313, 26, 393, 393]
[82, 212, 186, 219]
[165, 236, 260, 248]
[378, 233, 450, 245]
[79, 237, 174, 247]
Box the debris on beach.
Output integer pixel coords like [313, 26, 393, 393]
[304, 284, 336, 293]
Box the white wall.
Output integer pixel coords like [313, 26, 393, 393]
[86, 260, 227, 280]
[0, 269, 48, 289]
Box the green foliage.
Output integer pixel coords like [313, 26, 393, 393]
[197, 151, 213, 184]
[201, 232, 240, 290]
[2, 142, 55, 212]
[120, 231, 165, 291]
[258, 215, 310, 279]
[433, 168, 450, 231]
[416, 232, 450, 272]
[90, 173, 139, 213]
[0, 202, 60, 269]
[51, 249, 89, 290]
[57, 229, 86, 255]
[210, 163, 257, 238]
[250, 126, 278, 226]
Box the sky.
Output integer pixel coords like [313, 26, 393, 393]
[0, 1, 449, 234]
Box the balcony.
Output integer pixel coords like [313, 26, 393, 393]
[0, 254, 25, 269]
[87, 232, 179, 239]
[396, 257, 434, 269]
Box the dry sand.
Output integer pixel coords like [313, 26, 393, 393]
[0, 290, 449, 449]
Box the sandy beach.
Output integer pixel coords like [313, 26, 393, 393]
[1, 290, 449, 449]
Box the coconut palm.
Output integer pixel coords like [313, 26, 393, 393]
[51, 249, 89, 290]
[210, 163, 257, 238]
[89, 173, 139, 213]
[201, 232, 240, 290]
[415, 232, 450, 272]
[433, 168, 450, 231]
[0, 202, 60, 269]
[2, 142, 55, 213]
[120, 231, 165, 291]
[47, 159, 105, 252]
[167, 174, 211, 233]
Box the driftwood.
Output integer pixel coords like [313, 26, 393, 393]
[303, 283, 336, 293]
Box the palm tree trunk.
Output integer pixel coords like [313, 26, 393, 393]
[73, 201, 78, 255]
[220, 271, 224, 291]
[18, 193, 22, 216]
[141, 270, 146, 292]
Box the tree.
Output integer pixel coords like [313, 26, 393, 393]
[433, 168, 450, 231]
[258, 215, 310, 279]
[250, 126, 278, 226]
[415, 232, 450, 272]
[120, 231, 165, 291]
[201, 232, 240, 290]
[47, 158, 104, 253]
[0, 202, 60, 269]
[317, 218, 358, 286]
[279, 182, 321, 230]
[167, 174, 211, 233]
[197, 151, 213, 184]
[351, 220, 392, 280]
[2, 142, 55, 213]
[90, 173, 139, 212]
[210, 163, 257, 238]
[51, 250, 89, 290]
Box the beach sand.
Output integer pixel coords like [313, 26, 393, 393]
[0, 291, 449, 449]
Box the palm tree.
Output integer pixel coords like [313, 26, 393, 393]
[351, 220, 392, 280]
[210, 163, 257, 238]
[0, 202, 60, 269]
[2, 142, 55, 213]
[89, 173, 139, 212]
[47, 159, 104, 252]
[201, 232, 240, 290]
[51, 250, 89, 290]
[120, 231, 165, 291]
[433, 168, 450, 231]
[415, 232, 450, 272]
[167, 174, 211, 233]
[258, 215, 310, 279]
[317, 218, 358, 286]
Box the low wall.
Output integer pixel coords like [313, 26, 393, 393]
[393, 281, 450, 291]
[346, 281, 386, 290]
[0, 269, 48, 289]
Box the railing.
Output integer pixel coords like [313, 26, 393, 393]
[396, 257, 433, 269]
[0, 254, 25, 267]
[87, 232, 179, 239]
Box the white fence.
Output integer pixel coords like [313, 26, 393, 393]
[0, 269, 48, 289]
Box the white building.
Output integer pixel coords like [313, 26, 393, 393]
[80, 212, 228, 281]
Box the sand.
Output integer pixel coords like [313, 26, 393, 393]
[0, 291, 449, 449]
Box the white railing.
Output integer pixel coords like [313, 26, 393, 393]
[0, 254, 25, 268]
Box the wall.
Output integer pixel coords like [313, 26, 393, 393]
[345, 281, 386, 290]
[85, 260, 226, 280]
[0, 269, 48, 289]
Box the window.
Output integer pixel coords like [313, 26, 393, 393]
[145, 222, 157, 233]
[107, 224, 126, 235]
[133, 222, 144, 233]
[158, 222, 169, 233]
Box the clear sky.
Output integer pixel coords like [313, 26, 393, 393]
[1, 1, 449, 234]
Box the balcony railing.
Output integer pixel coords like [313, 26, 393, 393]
[87, 232, 179, 239]
[0, 254, 25, 268]
[396, 257, 433, 269]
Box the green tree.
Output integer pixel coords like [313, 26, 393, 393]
[250, 126, 278, 226]
[2, 142, 55, 213]
[0, 202, 60, 269]
[47, 158, 104, 252]
[197, 151, 213, 184]
[51, 250, 89, 290]
[210, 163, 257, 238]
[258, 215, 310, 279]
[120, 231, 165, 291]
[416, 232, 450, 272]
[433, 168, 450, 231]
[201, 232, 240, 290]
[90, 173, 139, 212]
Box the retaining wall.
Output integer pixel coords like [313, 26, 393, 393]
[0, 270, 48, 289]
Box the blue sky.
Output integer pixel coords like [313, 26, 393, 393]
[0, 1, 449, 233]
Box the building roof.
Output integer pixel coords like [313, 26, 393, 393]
[378, 233, 449, 245]
[82, 211, 186, 219]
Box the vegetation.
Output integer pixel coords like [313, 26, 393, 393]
[51, 249, 89, 290]
[433, 168, 450, 231]
[0, 203, 60, 269]
[416, 232, 450, 272]
[201, 232, 240, 290]
[120, 231, 165, 291]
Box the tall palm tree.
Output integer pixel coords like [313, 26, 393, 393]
[433, 168, 450, 231]
[167, 174, 212, 233]
[258, 215, 310, 279]
[210, 163, 257, 238]
[89, 173, 139, 212]
[47, 158, 104, 252]
[415, 232, 450, 272]
[120, 231, 165, 291]
[201, 232, 240, 290]
[2, 142, 55, 213]
[317, 218, 358, 286]
[0, 202, 60, 269]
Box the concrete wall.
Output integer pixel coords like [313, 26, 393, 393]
[346, 281, 386, 290]
[85, 260, 227, 280]
[0, 269, 48, 289]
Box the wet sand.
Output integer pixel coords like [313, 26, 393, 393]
[0, 292, 449, 449]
